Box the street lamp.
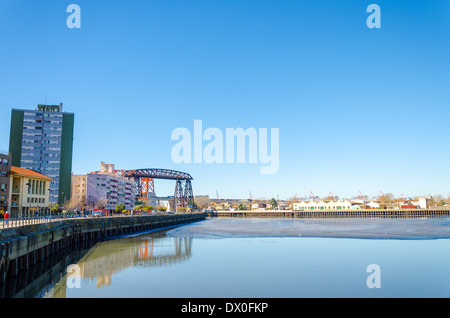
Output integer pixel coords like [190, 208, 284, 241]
[26, 182, 31, 221]
[48, 188, 52, 219]
[61, 192, 67, 218]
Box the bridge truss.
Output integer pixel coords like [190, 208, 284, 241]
[91, 168, 195, 209]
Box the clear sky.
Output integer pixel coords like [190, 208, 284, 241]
[0, 0, 449, 200]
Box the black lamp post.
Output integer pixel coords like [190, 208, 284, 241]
[26, 182, 31, 220]
[48, 188, 51, 219]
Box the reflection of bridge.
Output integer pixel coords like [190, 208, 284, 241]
[77, 236, 193, 288]
[92, 168, 195, 208]
[136, 238, 193, 266]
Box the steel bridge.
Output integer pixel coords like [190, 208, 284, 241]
[91, 168, 194, 209]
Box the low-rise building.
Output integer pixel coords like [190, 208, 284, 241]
[9, 166, 53, 217]
[366, 201, 380, 209]
[251, 203, 267, 211]
[293, 200, 352, 211]
[0, 152, 11, 215]
[410, 196, 430, 209]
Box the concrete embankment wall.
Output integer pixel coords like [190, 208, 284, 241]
[0, 213, 206, 284]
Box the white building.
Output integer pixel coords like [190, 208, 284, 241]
[293, 200, 353, 211]
[147, 192, 158, 207]
[367, 201, 380, 209]
[86, 163, 135, 211]
[410, 196, 431, 209]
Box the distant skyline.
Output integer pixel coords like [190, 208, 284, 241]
[1, 1, 449, 200]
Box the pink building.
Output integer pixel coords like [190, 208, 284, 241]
[86, 172, 134, 212]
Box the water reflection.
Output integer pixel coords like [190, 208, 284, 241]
[81, 235, 192, 287]
[1, 248, 90, 298]
[45, 232, 193, 297]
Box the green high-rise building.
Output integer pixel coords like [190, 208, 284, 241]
[9, 104, 74, 206]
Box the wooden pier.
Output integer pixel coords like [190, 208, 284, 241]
[207, 209, 450, 219]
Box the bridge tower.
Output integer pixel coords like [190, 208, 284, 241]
[174, 180, 185, 209]
[184, 180, 194, 207]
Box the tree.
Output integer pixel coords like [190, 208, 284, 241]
[270, 198, 278, 210]
[155, 205, 167, 212]
[95, 198, 108, 209]
[66, 197, 83, 213]
[143, 205, 153, 212]
[429, 195, 446, 207]
[236, 203, 246, 211]
[115, 203, 126, 213]
[378, 193, 395, 209]
[177, 206, 187, 213]
[50, 204, 59, 213]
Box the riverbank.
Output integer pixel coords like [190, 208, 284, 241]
[167, 217, 450, 239]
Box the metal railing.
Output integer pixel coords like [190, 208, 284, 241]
[0, 211, 179, 229]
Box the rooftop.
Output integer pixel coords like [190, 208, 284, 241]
[10, 166, 53, 181]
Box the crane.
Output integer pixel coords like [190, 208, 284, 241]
[248, 191, 253, 202]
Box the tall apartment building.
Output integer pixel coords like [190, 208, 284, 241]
[9, 104, 74, 205]
[0, 151, 11, 214]
[86, 174, 134, 211]
[86, 162, 135, 211]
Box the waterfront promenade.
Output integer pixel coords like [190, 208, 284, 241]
[0, 213, 206, 284]
[0, 213, 171, 230]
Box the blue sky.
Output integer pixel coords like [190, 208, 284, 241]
[0, 0, 449, 200]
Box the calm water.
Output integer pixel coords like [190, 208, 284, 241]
[34, 218, 450, 297]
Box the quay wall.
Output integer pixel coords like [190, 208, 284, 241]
[0, 213, 206, 284]
[208, 209, 450, 219]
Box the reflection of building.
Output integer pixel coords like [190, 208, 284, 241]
[0, 152, 11, 214]
[9, 104, 74, 205]
[77, 236, 192, 288]
[9, 166, 53, 217]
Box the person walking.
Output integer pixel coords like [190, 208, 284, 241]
[4, 211, 9, 226]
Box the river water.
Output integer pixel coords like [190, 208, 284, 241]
[11, 218, 450, 298]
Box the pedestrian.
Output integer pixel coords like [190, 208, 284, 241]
[4, 211, 9, 225]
